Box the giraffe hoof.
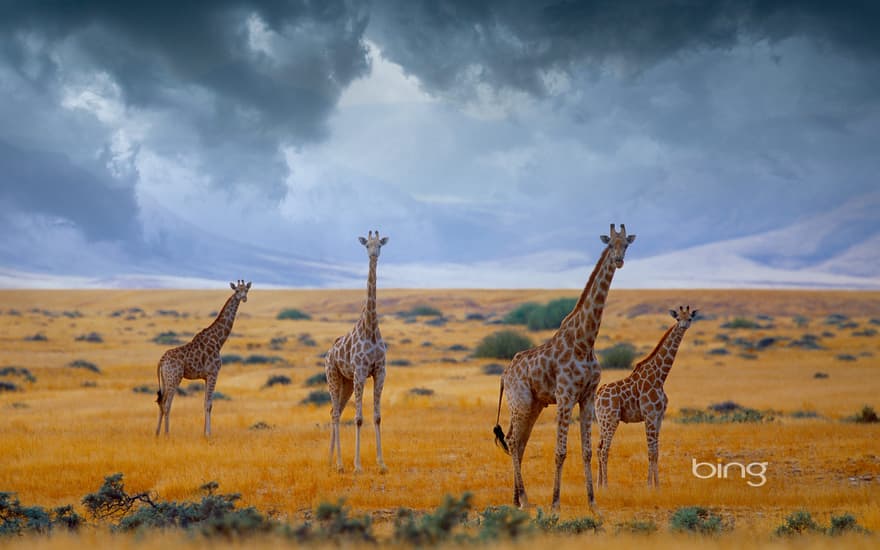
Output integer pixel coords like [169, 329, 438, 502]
[354, 466, 363, 474]
[379, 465, 389, 474]
[336, 466, 345, 474]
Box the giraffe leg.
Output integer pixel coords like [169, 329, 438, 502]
[646, 416, 662, 487]
[597, 412, 619, 488]
[508, 402, 541, 509]
[353, 370, 367, 473]
[578, 398, 598, 507]
[551, 398, 575, 512]
[162, 388, 176, 436]
[373, 367, 388, 473]
[204, 372, 218, 437]
[328, 369, 353, 472]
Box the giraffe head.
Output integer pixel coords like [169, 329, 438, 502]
[358, 230, 389, 258]
[229, 279, 252, 302]
[669, 305, 698, 329]
[599, 223, 636, 268]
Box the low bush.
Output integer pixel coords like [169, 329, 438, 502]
[301, 391, 331, 406]
[503, 303, 542, 326]
[304, 372, 327, 386]
[669, 506, 724, 534]
[243, 354, 284, 365]
[0, 492, 83, 535]
[614, 519, 658, 534]
[473, 331, 533, 359]
[221, 354, 242, 364]
[399, 305, 443, 318]
[0, 382, 19, 392]
[68, 360, 101, 374]
[152, 331, 183, 345]
[775, 510, 823, 536]
[599, 342, 638, 369]
[75, 332, 104, 343]
[720, 317, 762, 329]
[409, 387, 434, 396]
[263, 375, 291, 389]
[0, 366, 36, 383]
[277, 308, 311, 320]
[390, 359, 412, 367]
[482, 363, 505, 375]
[845, 405, 879, 424]
[678, 403, 770, 424]
[23, 333, 48, 342]
[393, 493, 471, 546]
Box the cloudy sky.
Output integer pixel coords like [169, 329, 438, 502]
[0, 1, 878, 289]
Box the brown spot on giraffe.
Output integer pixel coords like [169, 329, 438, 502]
[595, 305, 698, 488]
[155, 280, 251, 437]
[326, 231, 389, 474]
[493, 224, 636, 512]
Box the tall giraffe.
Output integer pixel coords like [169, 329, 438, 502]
[595, 305, 698, 488]
[326, 230, 389, 473]
[493, 224, 635, 511]
[155, 280, 251, 437]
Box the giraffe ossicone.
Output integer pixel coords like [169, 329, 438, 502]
[155, 279, 251, 437]
[325, 230, 389, 473]
[595, 305, 698, 488]
[493, 223, 635, 512]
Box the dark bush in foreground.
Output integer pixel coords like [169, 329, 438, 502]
[669, 506, 724, 534]
[473, 331, 533, 359]
[614, 519, 658, 534]
[845, 405, 879, 424]
[828, 513, 870, 536]
[277, 308, 311, 320]
[503, 303, 542, 326]
[301, 390, 331, 406]
[527, 298, 578, 331]
[775, 510, 823, 536]
[0, 382, 19, 392]
[393, 493, 472, 546]
[0, 492, 83, 535]
[599, 342, 638, 369]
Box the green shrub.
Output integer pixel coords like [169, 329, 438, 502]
[221, 354, 242, 364]
[0, 366, 36, 383]
[775, 510, 823, 536]
[0, 492, 79, 535]
[845, 405, 879, 423]
[277, 308, 311, 320]
[482, 363, 505, 375]
[390, 359, 412, 367]
[526, 298, 578, 331]
[678, 403, 770, 424]
[393, 493, 471, 546]
[476, 505, 532, 540]
[297, 334, 317, 347]
[0, 382, 19, 392]
[243, 354, 284, 365]
[600, 342, 638, 369]
[263, 375, 291, 389]
[473, 331, 533, 359]
[305, 372, 327, 387]
[828, 513, 869, 536]
[152, 331, 183, 345]
[23, 333, 48, 342]
[68, 360, 101, 374]
[399, 305, 443, 317]
[532, 509, 601, 535]
[669, 506, 724, 534]
[614, 519, 658, 534]
[721, 317, 761, 329]
[301, 391, 331, 406]
[313, 500, 374, 543]
[503, 303, 542, 325]
[409, 387, 434, 396]
[75, 332, 104, 343]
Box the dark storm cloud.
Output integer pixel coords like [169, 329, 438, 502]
[368, 0, 880, 98]
[0, 0, 370, 143]
[0, 139, 140, 241]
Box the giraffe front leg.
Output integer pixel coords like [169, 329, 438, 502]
[578, 399, 597, 508]
[204, 374, 218, 437]
[353, 372, 366, 473]
[373, 368, 388, 473]
[646, 416, 662, 487]
[597, 414, 619, 488]
[551, 400, 574, 512]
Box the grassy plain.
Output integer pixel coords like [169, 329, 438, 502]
[1, 288, 878, 548]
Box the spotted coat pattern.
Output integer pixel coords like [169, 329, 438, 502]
[595, 305, 697, 487]
[326, 231, 388, 473]
[155, 280, 250, 437]
[495, 224, 635, 511]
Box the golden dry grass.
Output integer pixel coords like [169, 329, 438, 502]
[1, 288, 878, 548]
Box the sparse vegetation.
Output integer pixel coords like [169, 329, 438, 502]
[0, 382, 19, 393]
[775, 510, 824, 536]
[409, 387, 434, 396]
[242, 354, 284, 365]
[678, 402, 771, 423]
[845, 405, 879, 424]
[473, 330, 533, 359]
[720, 317, 762, 329]
[669, 506, 724, 534]
[0, 492, 83, 535]
[399, 305, 443, 317]
[482, 363, 505, 375]
[599, 342, 638, 369]
[390, 359, 412, 367]
[301, 390, 331, 406]
[305, 372, 327, 386]
[504, 298, 578, 331]
[263, 375, 291, 389]
[298, 333, 317, 346]
[152, 331, 183, 345]
[277, 308, 311, 320]
[68, 360, 101, 374]
[75, 332, 104, 343]
[23, 333, 48, 342]
[0, 366, 36, 383]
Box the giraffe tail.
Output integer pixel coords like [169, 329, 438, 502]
[493, 379, 510, 455]
[155, 360, 164, 405]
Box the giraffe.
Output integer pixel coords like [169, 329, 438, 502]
[155, 280, 251, 437]
[326, 230, 389, 473]
[493, 224, 635, 511]
[595, 305, 698, 488]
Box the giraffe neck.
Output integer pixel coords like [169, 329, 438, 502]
[360, 254, 379, 340]
[636, 324, 687, 386]
[198, 294, 241, 351]
[558, 247, 615, 353]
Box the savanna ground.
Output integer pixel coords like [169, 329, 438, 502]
[1, 288, 878, 549]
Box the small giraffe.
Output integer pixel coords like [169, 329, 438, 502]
[326, 230, 388, 473]
[155, 280, 251, 437]
[595, 305, 698, 488]
[494, 224, 635, 511]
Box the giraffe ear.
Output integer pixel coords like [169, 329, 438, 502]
[358, 237, 367, 245]
[691, 309, 699, 320]
[379, 237, 389, 245]
[669, 309, 679, 319]
[600, 235, 610, 244]
[626, 234, 636, 244]
[246, 281, 252, 289]
[230, 282, 236, 290]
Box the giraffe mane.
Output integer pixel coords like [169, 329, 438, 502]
[559, 246, 611, 329]
[631, 324, 675, 372]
